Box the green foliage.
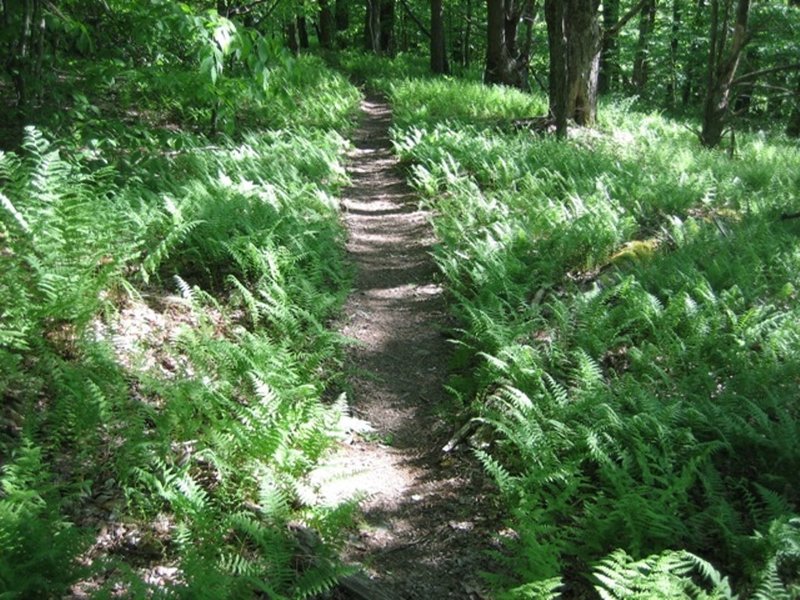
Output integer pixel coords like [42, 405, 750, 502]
[389, 76, 800, 596]
[0, 53, 360, 596]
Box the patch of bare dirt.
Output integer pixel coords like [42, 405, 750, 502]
[311, 97, 505, 599]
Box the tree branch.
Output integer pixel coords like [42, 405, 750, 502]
[229, 0, 275, 17]
[604, 0, 648, 39]
[398, 0, 430, 38]
[731, 62, 800, 86]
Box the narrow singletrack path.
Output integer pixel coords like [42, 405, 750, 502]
[311, 97, 502, 599]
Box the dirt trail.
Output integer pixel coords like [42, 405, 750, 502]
[310, 97, 502, 599]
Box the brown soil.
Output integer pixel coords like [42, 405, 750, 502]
[310, 97, 505, 599]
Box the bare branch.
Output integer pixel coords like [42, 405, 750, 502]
[732, 62, 800, 86]
[604, 0, 648, 39]
[229, 0, 275, 17]
[398, 0, 430, 39]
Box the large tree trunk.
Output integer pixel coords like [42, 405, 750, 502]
[700, 0, 750, 148]
[431, 0, 449, 73]
[598, 0, 619, 93]
[545, 0, 568, 136]
[632, 0, 657, 95]
[319, 0, 335, 48]
[565, 0, 601, 126]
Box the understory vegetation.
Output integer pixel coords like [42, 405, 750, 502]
[0, 24, 361, 597]
[4, 0, 800, 595]
[384, 72, 800, 598]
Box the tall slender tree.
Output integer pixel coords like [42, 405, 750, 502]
[632, 0, 657, 95]
[431, 0, 449, 73]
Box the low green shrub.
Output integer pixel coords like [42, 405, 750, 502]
[389, 76, 800, 597]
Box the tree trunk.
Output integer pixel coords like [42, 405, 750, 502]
[319, 0, 335, 48]
[431, 0, 449, 73]
[545, 0, 568, 136]
[364, 0, 381, 52]
[565, 0, 601, 126]
[484, 0, 528, 87]
[632, 0, 657, 95]
[484, 0, 507, 83]
[335, 0, 349, 30]
[665, 0, 680, 106]
[700, 0, 750, 148]
[286, 19, 300, 54]
[682, 0, 706, 106]
[599, 0, 619, 93]
[297, 15, 310, 48]
[464, 0, 472, 67]
[787, 76, 800, 137]
[380, 0, 395, 53]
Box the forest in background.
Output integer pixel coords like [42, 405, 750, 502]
[1, 0, 800, 598]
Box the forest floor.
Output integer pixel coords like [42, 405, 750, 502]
[308, 96, 505, 599]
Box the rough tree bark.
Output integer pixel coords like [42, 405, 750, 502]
[700, 0, 750, 148]
[565, 0, 601, 126]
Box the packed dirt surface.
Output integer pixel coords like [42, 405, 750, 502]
[310, 97, 505, 599]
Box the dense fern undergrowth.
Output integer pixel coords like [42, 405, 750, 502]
[1, 55, 361, 597]
[361, 64, 800, 598]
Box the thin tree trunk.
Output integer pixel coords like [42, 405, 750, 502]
[335, 0, 349, 30]
[545, 0, 568, 136]
[297, 15, 310, 47]
[632, 0, 657, 95]
[599, 0, 619, 93]
[286, 19, 300, 54]
[319, 0, 335, 48]
[464, 0, 472, 67]
[484, 0, 507, 83]
[682, 0, 706, 106]
[431, 0, 449, 73]
[665, 0, 680, 106]
[365, 0, 381, 52]
[380, 0, 395, 53]
[786, 76, 800, 137]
